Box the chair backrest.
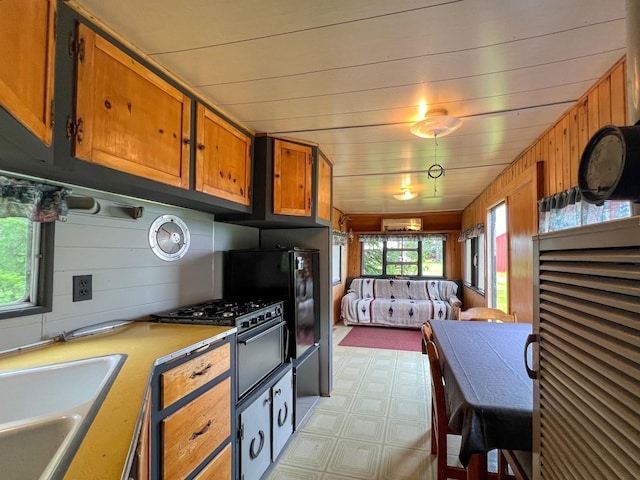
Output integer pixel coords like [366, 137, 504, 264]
[458, 306, 517, 323]
[426, 340, 448, 431]
[421, 322, 433, 354]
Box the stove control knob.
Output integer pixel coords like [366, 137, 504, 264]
[275, 306, 282, 315]
[258, 314, 265, 322]
[241, 321, 250, 328]
[265, 311, 272, 318]
[251, 317, 258, 325]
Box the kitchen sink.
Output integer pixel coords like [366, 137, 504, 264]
[0, 353, 126, 479]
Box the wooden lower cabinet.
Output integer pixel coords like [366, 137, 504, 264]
[193, 443, 232, 480]
[160, 343, 230, 409]
[147, 337, 234, 480]
[162, 377, 231, 480]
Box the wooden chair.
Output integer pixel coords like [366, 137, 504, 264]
[423, 334, 466, 480]
[421, 321, 434, 354]
[458, 307, 517, 323]
[499, 450, 532, 480]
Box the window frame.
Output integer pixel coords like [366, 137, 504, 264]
[332, 243, 342, 285]
[0, 221, 54, 320]
[464, 233, 485, 295]
[360, 236, 446, 278]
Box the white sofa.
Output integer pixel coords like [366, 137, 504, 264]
[341, 278, 462, 329]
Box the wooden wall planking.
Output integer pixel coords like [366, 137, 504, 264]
[460, 56, 627, 319]
[331, 207, 349, 325]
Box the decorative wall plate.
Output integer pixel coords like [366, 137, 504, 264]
[148, 215, 190, 261]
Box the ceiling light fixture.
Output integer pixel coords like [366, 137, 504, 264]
[410, 108, 462, 138]
[393, 188, 418, 201]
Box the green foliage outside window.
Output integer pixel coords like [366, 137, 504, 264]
[362, 239, 383, 275]
[0, 218, 31, 305]
[361, 236, 445, 277]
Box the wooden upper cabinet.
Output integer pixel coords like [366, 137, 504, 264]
[317, 151, 333, 222]
[273, 139, 313, 217]
[195, 103, 251, 205]
[74, 23, 190, 188]
[0, 0, 56, 145]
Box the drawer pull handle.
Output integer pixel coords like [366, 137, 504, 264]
[189, 363, 212, 379]
[249, 430, 265, 459]
[190, 420, 212, 440]
[278, 401, 289, 427]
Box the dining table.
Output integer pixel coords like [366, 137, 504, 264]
[428, 319, 533, 480]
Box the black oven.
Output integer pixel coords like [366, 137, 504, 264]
[236, 314, 286, 400]
[150, 299, 286, 402]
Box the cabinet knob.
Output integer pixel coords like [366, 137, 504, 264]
[198, 144, 206, 150]
[183, 138, 190, 145]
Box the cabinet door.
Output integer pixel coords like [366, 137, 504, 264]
[74, 23, 190, 188]
[0, 0, 56, 145]
[239, 389, 272, 480]
[273, 139, 313, 216]
[317, 151, 332, 222]
[195, 103, 251, 205]
[162, 377, 231, 480]
[271, 369, 293, 461]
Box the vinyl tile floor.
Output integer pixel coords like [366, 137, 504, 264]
[266, 325, 464, 480]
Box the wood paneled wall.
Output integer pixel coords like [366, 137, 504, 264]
[461, 56, 627, 321]
[332, 207, 348, 325]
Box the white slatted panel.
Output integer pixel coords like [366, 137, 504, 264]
[536, 221, 640, 480]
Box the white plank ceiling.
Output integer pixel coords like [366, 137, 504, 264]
[71, 0, 626, 214]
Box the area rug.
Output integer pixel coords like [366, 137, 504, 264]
[338, 326, 423, 352]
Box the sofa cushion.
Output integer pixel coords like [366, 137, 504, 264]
[353, 298, 453, 327]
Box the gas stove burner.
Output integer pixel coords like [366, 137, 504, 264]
[150, 298, 283, 332]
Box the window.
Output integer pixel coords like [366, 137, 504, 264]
[487, 203, 508, 311]
[361, 235, 446, 277]
[0, 174, 64, 319]
[464, 234, 485, 294]
[332, 244, 342, 284]
[0, 218, 53, 319]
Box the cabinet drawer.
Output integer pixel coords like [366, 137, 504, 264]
[162, 377, 231, 480]
[193, 443, 232, 480]
[160, 342, 230, 408]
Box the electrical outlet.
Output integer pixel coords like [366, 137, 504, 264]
[72, 275, 93, 302]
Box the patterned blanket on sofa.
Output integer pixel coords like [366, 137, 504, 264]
[341, 278, 460, 328]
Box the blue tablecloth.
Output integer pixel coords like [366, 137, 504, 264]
[429, 320, 533, 466]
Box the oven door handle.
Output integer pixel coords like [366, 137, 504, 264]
[238, 320, 285, 345]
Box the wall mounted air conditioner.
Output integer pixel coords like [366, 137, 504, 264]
[382, 218, 422, 232]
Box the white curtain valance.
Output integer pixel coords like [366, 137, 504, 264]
[458, 223, 484, 242]
[538, 186, 631, 233]
[332, 230, 348, 245]
[359, 233, 449, 242]
[0, 175, 71, 222]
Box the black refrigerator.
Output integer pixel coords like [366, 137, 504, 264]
[224, 247, 320, 360]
